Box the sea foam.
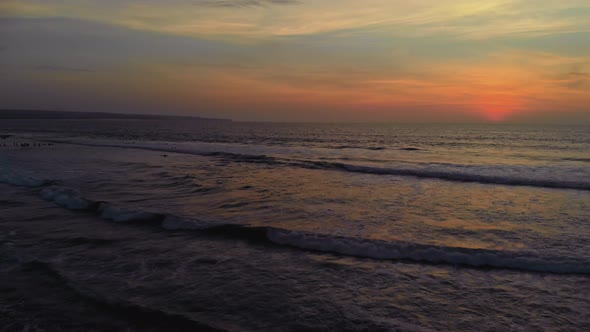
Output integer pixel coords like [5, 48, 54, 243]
[266, 228, 590, 274]
[40, 186, 96, 210]
[5, 172, 589, 274]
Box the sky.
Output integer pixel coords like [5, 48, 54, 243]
[1, 0, 589, 123]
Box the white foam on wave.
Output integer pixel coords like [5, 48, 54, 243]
[8, 177, 588, 274]
[98, 203, 162, 223]
[335, 163, 590, 190]
[40, 186, 95, 210]
[266, 228, 590, 274]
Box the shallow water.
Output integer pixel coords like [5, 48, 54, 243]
[1, 120, 589, 330]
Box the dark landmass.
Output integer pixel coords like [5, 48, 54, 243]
[0, 109, 231, 122]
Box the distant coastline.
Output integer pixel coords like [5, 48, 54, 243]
[0, 109, 231, 122]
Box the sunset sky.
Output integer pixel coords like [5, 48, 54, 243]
[1, 0, 589, 122]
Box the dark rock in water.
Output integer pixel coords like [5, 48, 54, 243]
[0, 135, 12, 139]
[161, 154, 168, 157]
[400, 147, 421, 151]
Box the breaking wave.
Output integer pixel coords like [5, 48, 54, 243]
[266, 228, 590, 274]
[42, 139, 590, 191]
[7, 178, 585, 274]
[306, 162, 590, 191]
[41, 186, 97, 210]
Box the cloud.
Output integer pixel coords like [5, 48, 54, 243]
[1, 3, 590, 122]
[562, 71, 589, 89]
[0, 17, 244, 69]
[566, 71, 589, 78]
[200, 0, 298, 7]
[2, 0, 589, 40]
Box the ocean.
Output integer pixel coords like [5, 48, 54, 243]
[1, 119, 589, 331]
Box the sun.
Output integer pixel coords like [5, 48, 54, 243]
[481, 106, 513, 122]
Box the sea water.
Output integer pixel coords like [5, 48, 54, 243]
[1, 119, 589, 330]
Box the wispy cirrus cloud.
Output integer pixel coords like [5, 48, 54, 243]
[1, 0, 589, 40]
[200, 0, 298, 7]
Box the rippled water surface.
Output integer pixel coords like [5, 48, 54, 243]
[1, 120, 589, 331]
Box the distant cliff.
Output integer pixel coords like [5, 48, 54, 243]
[0, 110, 231, 122]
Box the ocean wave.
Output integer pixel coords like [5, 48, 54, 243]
[317, 163, 590, 191]
[326, 145, 420, 151]
[43, 139, 590, 191]
[98, 203, 164, 223]
[328, 145, 387, 151]
[266, 228, 590, 274]
[38, 185, 162, 222]
[162, 216, 221, 230]
[562, 157, 590, 163]
[41, 186, 97, 210]
[20, 181, 590, 274]
[202, 151, 281, 164]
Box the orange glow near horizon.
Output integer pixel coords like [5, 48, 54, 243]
[475, 93, 527, 122]
[1, 1, 589, 122]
